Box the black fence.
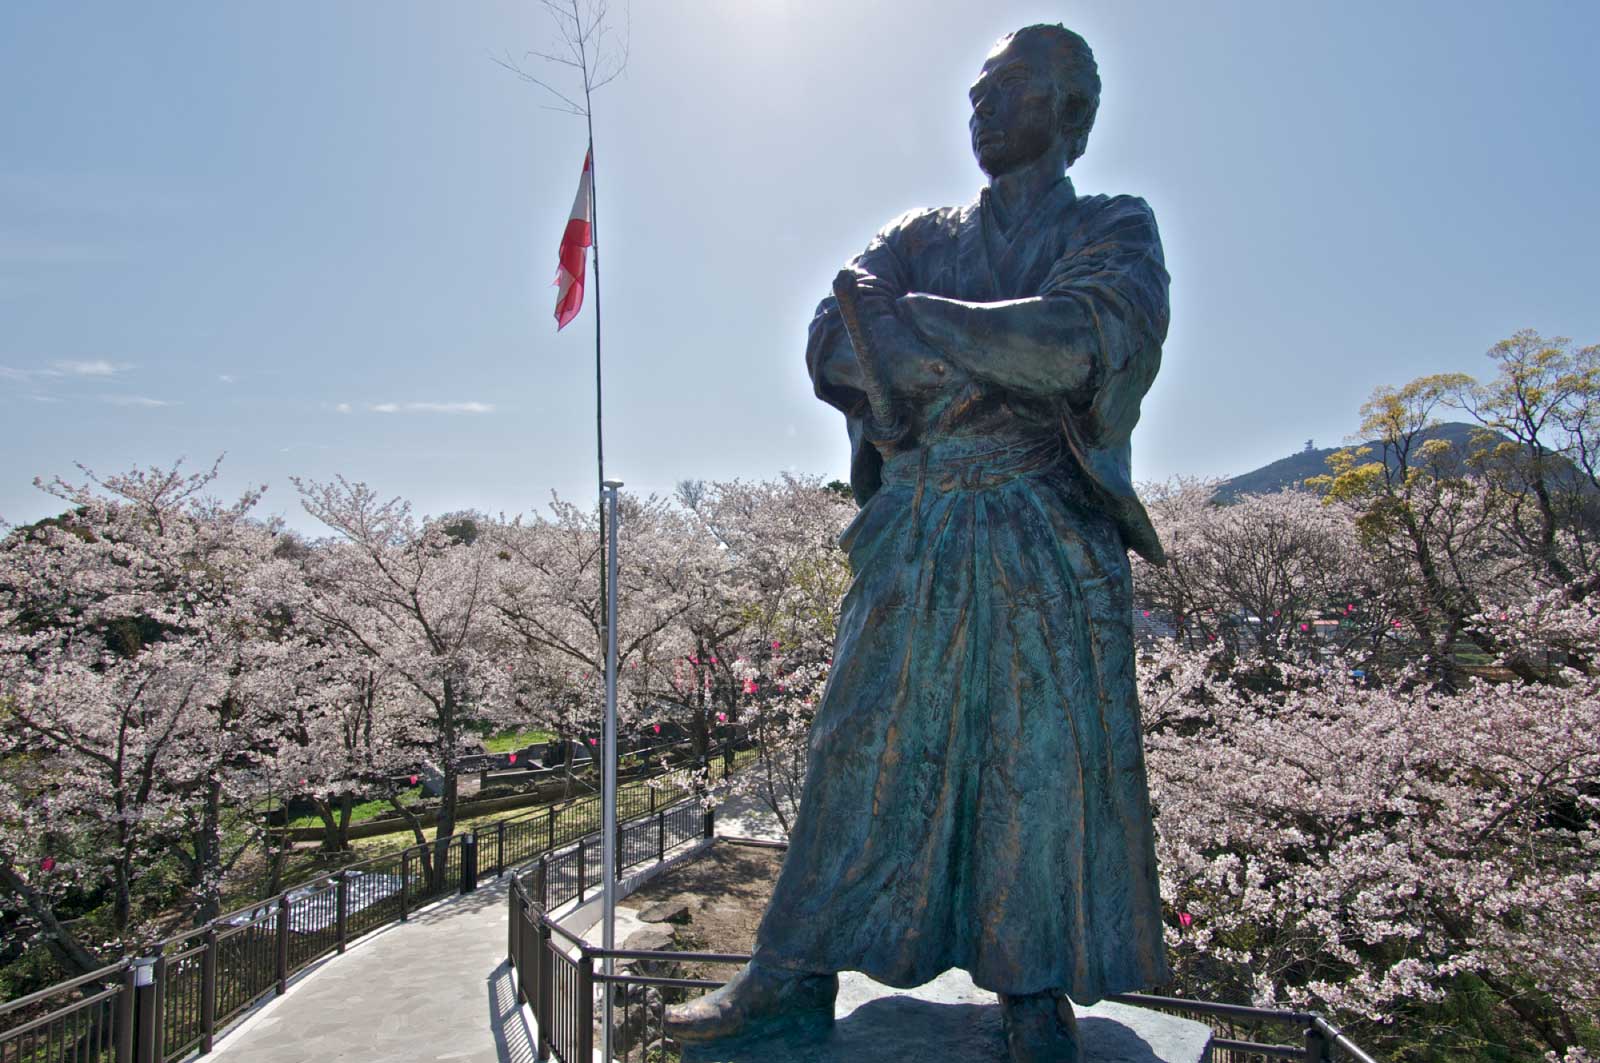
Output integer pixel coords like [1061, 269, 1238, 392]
[1, 757, 732, 1063]
[508, 805, 719, 1063]
[506, 843, 1383, 1063]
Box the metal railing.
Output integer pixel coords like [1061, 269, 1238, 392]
[508, 804, 718, 1063]
[1, 756, 733, 1063]
[506, 850, 1382, 1063]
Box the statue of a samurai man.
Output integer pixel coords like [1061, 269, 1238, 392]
[667, 24, 1170, 1062]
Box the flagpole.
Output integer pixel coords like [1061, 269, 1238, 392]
[601, 480, 621, 1063]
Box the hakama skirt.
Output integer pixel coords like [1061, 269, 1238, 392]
[752, 435, 1168, 1001]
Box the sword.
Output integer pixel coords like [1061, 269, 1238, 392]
[831, 269, 907, 444]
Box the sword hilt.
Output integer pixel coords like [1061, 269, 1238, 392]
[831, 269, 907, 445]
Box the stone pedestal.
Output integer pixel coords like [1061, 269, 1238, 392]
[681, 969, 1212, 1062]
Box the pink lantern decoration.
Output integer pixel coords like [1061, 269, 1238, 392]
[1300, 623, 1309, 632]
[409, 774, 419, 786]
[1178, 911, 1193, 929]
[1142, 610, 1150, 618]
[508, 752, 517, 764]
[39, 856, 55, 873]
[717, 712, 728, 723]
[1392, 619, 1403, 628]
[589, 738, 597, 746]
[772, 640, 781, 651]
[653, 724, 661, 734]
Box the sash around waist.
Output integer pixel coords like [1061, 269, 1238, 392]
[881, 436, 1066, 493]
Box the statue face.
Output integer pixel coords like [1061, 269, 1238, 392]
[968, 34, 1066, 177]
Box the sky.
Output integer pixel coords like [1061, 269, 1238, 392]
[2, 1, 1598, 533]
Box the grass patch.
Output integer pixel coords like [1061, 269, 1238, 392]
[482, 728, 556, 753]
[284, 786, 425, 829]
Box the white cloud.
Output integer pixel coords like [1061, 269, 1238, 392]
[369, 401, 495, 415]
[2, 360, 133, 382]
[219, 373, 236, 384]
[102, 395, 174, 408]
[335, 402, 352, 414]
[54, 359, 132, 377]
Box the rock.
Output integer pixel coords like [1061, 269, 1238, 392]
[623, 925, 678, 952]
[622, 925, 683, 978]
[638, 900, 693, 924]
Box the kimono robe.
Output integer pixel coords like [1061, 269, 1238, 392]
[752, 177, 1171, 1002]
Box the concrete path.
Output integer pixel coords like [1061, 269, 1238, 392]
[209, 876, 533, 1063]
[206, 792, 782, 1063]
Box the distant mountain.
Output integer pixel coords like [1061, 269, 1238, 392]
[1214, 422, 1490, 502]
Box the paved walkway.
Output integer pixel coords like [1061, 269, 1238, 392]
[210, 877, 531, 1063]
[208, 795, 786, 1063]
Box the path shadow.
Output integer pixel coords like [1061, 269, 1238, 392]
[682, 996, 1170, 1063]
[487, 959, 539, 1063]
[411, 875, 513, 925]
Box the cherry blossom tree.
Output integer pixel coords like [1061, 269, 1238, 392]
[291, 478, 512, 869]
[0, 460, 295, 968]
[1142, 635, 1599, 1057]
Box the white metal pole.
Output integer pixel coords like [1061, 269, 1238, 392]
[601, 479, 622, 1061]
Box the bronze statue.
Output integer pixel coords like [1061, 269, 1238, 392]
[667, 24, 1170, 1062]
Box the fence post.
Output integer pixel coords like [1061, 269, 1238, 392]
[462, 833, 478, 895]
[399, 849, 411, 923]
[537, 854, 548, 908]
[507, 881, 519, 968]
[657, 809, 666, 863]
[275, 895, 290, 994]
[547, 805, 556, 851]
[335, 872, 349, 954]
[577, 836, 586, 904]
[615, 820, 624, 882]
[117, 962, 137, 1063]
[535, 920, 554, 1060]
[200, 926, 218, 1053]
[496, 820, 506, 877]
[576, 950, 595, 1063]
[131, 957, 157, 1063]
[649, 785, 657, 814]
[704, 806, 715, 839]
[1304, 1025, 1332, 1063]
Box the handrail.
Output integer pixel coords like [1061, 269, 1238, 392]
[3, 750, 729, 1063]
[1109, 990, 1315, 1025]
[1316, 1016, 1382, 1063]
[510, 886, 1385, 1063]
[0, 960, 128, 1019]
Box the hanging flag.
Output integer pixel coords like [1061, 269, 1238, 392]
[554, 148, 594, 330]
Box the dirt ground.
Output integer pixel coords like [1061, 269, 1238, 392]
[622, 841, 786, 981]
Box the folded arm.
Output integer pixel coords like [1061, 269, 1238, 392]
[897, 293, 1098, 397]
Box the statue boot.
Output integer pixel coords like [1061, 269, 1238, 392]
[1000, 990, 1080, 1063]
[663, 960, 837, 1043]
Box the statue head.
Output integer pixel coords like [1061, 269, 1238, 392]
[969, 24, 1101, 177]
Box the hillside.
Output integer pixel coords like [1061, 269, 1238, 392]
[1214, 422, 1488, 501]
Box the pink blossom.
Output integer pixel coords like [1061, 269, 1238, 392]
[744, 679, 759, 694]
[39, 857, 56, 873]
[1178, 911, 1193, 929]
[717, 712, 727, 723]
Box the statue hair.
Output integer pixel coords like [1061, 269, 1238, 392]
[998, 23, 1101, 165]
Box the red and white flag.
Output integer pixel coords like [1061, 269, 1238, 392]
[554, 148, 593, 331]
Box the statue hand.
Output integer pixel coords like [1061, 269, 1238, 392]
[864, 300, 965, 400]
